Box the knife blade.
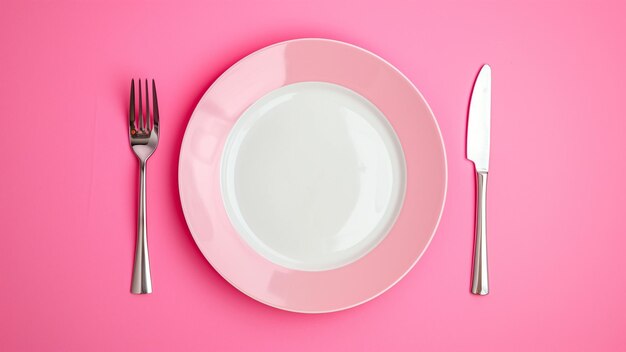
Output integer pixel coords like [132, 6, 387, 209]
[467, 64, 491, 295]
[467, 64, 491, 171]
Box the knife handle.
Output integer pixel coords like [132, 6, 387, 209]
[471, 171, 489, 295]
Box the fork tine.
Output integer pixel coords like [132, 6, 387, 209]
[152, 79, 159, 132]
[129, 79, 136, 135]
[138, 79, 144, 131]
[145, 79, 150, 131]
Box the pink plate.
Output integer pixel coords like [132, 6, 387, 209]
[179, 39, 447, 313]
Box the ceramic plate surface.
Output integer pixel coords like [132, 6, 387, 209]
[179, 39, 447, 313]
[221, 81, 406, 272]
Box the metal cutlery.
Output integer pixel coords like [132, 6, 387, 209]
[467, 65, 491, 295]
[129, 79, 160, 294]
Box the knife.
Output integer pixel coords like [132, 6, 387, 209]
[467, 64, 491, 295]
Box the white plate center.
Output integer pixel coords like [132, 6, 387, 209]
[221, 82, 406, 271]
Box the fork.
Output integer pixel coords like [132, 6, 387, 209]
[129, 79, 159, 294]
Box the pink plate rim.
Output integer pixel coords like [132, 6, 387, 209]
[178, 38, 448, 313]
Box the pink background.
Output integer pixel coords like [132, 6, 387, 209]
[1, 0, 625, 351]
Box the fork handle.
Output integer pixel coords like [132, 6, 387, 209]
[471, 171, 489, 295]
[131, 161, 152, 294]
